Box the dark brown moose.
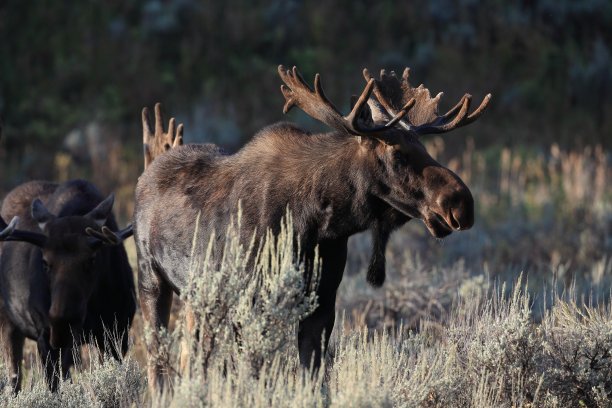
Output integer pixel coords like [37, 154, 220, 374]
[0, 180, 136, 392]
[134, 65, 491, 390]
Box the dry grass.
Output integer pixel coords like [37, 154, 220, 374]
[0, 144, 610, 407]
[3, 275, 611, 407]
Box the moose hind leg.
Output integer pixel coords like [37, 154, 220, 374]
[138, 261, 174, 393]
[179, 304, 197, 378]
[0, 313, 25, 393]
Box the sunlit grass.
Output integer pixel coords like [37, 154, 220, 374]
[0, 144, 610, 407]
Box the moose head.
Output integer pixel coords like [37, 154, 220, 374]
[0, 194, 133, 348]
[279, 66, 491, 285]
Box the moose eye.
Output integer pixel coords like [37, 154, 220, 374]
[41, 260, 51, 273]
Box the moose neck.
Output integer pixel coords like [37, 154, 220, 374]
[238, 128, 378, 240]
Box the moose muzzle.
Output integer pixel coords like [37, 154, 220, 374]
[422, 166, 474, 238]
[48, 296, 85, 349]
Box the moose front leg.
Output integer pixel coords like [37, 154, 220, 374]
[367, 211, 408, 287]
[298, 239, 347, 371]
[36, 336, 73, 392]
[0, 309, 25, 393]
[298, 300, 336, 370]
[367, 219, 392, 287]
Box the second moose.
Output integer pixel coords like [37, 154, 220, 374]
[0, 179, 135, 391]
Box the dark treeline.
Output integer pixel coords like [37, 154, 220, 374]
[0, 1, 610, 194]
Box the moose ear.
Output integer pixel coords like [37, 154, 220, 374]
[31, 199, 56, 231]
[85, 193, 115, 227]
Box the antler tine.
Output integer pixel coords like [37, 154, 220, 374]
[102, 224, 134, 242]
[167, 117, 175, 141]
[345, 78, 376, 131]
[0, 217, 18, 240]
[174, 123, 184, 147]
[279, 65, 409, 136]
[436, 94, 463, 121]
[85, 224, 133, 246]
[363, 68, 402, 122]
[386, 99, 416, 127]
[313, 72, 341, 113]
[346, 76, 415, 131]
[402, 67, 410, 81]
[463, 93, 492, 125]
[154, 103, 165, 137]
[401, 95, 470, 135]
[412, 93, 493, 134]
[431, 94, 472, 132]
[85, 227, 109, 242]
[101, 226, 121, 245]
[280, 65, 347, 130]
[0, 216, 47, 246]
[141, 102, 185, 169]
[348, 77, 415, 132]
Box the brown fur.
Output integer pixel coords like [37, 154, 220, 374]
[135, 122, 473, 391]
[135, 66, 488, 392]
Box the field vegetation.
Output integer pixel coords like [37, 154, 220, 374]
[0, 1, 610, 406]
[0, 142, 609, 407]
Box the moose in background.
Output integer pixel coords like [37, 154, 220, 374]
[134, 65, 491, 390]
[0, 180, 135, 391]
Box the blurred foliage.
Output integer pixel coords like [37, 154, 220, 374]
[0, 0, 611, 194]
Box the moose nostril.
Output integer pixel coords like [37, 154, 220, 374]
[451, 206, 474, 230]
[448, 209, 461, 230]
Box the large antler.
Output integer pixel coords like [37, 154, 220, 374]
[142, 103, 184, 169]
[0, 216, 47, 247]
[278, 65, 414, 136]
[363, 68, 491, 135]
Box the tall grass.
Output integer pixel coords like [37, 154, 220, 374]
[2, 238, 611, 406]
[3, 274, 610, 407]
[0, 145, 610, 407]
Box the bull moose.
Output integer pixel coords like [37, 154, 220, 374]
[0, 179, 135, 391]
[134, 66, 491, 389]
